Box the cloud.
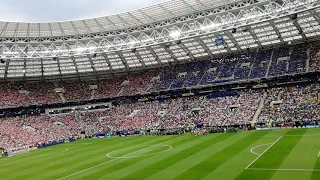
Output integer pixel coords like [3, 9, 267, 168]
[0, 0, 167, 22]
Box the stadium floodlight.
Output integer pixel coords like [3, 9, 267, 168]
[170, 31, 181, 39]
[200, 23, 221, 31]
[127, 40, 138, 48]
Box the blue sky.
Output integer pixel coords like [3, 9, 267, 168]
[0, 0, 167, 22]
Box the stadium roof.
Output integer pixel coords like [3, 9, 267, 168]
[0, 0, 238, 38]
[0, 0, 320, 81]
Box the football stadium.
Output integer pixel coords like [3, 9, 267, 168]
[0, 0, 320, 179]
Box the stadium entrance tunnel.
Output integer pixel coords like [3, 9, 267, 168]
[106, 144, 172, 159]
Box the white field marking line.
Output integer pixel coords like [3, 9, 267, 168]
[250, 143, 272, 156]
[318, 151, 320, 157]
[106, 144, 172, 159]
[0, 143, 92, 166]
[285, 134, 320, 137]
[247, 168, 320, 172]
[0, 142, 92, 161]
[0, 148, 52, 160]
[0, 148, 52, 163]
[57, 136, 185, 180]
[245, 136, 283, 169]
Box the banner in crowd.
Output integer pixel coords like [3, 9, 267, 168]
[253, 83, 268, 89]
[300, 97, 316, 104]
[256, 127, 280, 131]
[257, 125, 320, 131]
[182, 93, 195, 97]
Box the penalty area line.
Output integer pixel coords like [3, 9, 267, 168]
[247, 168, 320, 172]
[250, 143, 272, 156]
[57, 136, 184, 180]
[245, 136, 283, 169]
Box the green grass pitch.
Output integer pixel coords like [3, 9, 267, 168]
[1, 128, 320, 180]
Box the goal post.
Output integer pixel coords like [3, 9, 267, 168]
[5, 146, 30, 157]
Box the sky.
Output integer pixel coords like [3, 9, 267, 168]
[0, 0, 167, 22]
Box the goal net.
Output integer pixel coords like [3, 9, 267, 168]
[5, 146, 30, 157]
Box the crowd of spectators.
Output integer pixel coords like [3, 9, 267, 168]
[310, 41, 320, 71]
[0, 42, 319, 148]
[0, 43, 318, 107]
[258, 84, 320, 123]
[0, 83, 319, 148]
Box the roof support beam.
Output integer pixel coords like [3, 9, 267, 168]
[38, 23, 41, 39]
[71, 56, 80, 79]
[58, 22, 65, 37]
[13, 23, 19, 41]
[4, 58, 10, 81]
[247, 28, 262, 49]
[104, 17, 120, 30]
[116, 51, 129, 71]
[93, 19, 107, 32]
[310, 9, 320, 24]
[27, 23, 30, 39]
[196, 37, 213, 59]
[270, 21, 285, 45]
[101, 53, 114, 73]
[176, 42, 195, 61]
[132, 49, 146, 68]
[138, 10, 157, 22]
[292, 19, 307, 40]
[23, 58, 26, 80]
[55, 57, 62, 77]
[146, 46, 162, 66]
[158, 4, 176, 17]
[116, 15, 131, 27]
[226, 33, 241, 52]
[70, 21, 80, 36]
[87, 54, 98, 75]
[82, 20, 93, 33]
[48, 23, 54, 38]
[163, 44, 178, 63]
[40, 58, 44, 80]
[128, 12, 145, 24]
[194, 0, 207, 9]
[0, 22, 9, 37]
[179, 0, 197, 11]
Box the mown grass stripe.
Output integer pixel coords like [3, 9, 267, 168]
[172, 131, 271, 180]
[145, 132, 252, 180]
[202, 129, 288, 180]
[10, 141, 146, 180]
[235, 129, 307, 180]
[2, 129, 320, 180]
[309, 130, 320, 180]
[270, 130, 320, 180]
[311, 159, 320, 180]
[101, 134, 231, 180]
[77, 138, 187, 180]
[55, 136, 184, 180]
[3, 136, 173, 180]
[104, 134, 222, 180]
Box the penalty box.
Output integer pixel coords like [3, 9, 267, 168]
[246, 134, 320, 172]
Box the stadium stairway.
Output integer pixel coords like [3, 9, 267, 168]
[58, 93, 66, 103]
[265, 49, 275, 77]
[117, 87, 125, 97]
[252, 92, 267, 122]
